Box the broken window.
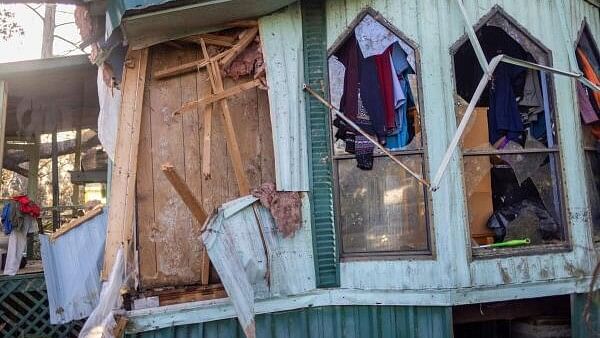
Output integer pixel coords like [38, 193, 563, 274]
[452, 9, 567, 253]
[328, 11, 431, 257]
[575, 22, 600, 245]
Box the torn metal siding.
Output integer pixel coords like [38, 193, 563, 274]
[129, 305, 453, 338]
[326, 0, 598, 294]
[259, 3, 310, 192]
[39, 210, 108, 324]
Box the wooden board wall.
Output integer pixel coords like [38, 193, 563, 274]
[136, 45, 275, 289]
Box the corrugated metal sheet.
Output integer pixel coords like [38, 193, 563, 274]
[326, 0, 599, 293]
[259, 3, 310, 192]
[39, 209, 108, 324]
[129, 305, 453, 338]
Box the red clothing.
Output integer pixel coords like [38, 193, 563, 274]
[375, 46, 396, 132]
[12, 195, 41, 218]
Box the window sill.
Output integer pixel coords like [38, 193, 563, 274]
[471, 242, 571, 260]
[340, 250, 434, 262]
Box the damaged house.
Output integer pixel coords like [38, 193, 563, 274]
[1, 0, 600, 337]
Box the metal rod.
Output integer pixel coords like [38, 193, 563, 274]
[303, 84, 430, 188]
[455, 0, 490, 74]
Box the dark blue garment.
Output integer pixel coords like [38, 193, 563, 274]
[360, 55, 387, 138]
[488, 63, 526, 144]
[2, 203, 12, 235]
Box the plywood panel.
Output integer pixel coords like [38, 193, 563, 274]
[137, 44, 275, 289]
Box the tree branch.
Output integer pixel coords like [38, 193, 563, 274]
[53, 35, 82, 51]
[55, 21, 75, 28]
[24, 4, 45, 21]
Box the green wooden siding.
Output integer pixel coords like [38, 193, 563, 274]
[130, 305, 453, 338]
[0, 272, 82, 337]
[302, 0, 340, 288]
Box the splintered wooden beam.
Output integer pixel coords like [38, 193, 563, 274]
[153, 50, 228, 80]
[102, 48, 149, 281]
[161, 164, 208, 225]
[219, 27, 259, 69]
[183, 34, 236, 48]
[174, 79, 262, 115]
[200, 38, 214, 181]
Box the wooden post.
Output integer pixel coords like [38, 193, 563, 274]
[51, 129, 60, 230]
[27, 136, 40, 202]
[72, 128, 81, 206]
[102, 48, 149, 281]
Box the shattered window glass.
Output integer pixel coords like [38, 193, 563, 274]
[453, 16, 567, 252]
[328, 12, 430, 257]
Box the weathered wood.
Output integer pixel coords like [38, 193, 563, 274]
[26, 137, 40, 202]
[51, 130, 60, 231]
[69, 170, 108, 184]
[161, 164, 208, 226]
[0, 81, 7, 190]
[50, 207, 103, 241]
[102, 48, 149, 281]
[157, 285, 227, 306]
[220, 27, 259, 69]
[182, 34, 236, 48]
[112, 315, 129, 338]
[72, 128, 81, 205]
[153, 50, 228, 80]
[174, 79, 262, 115]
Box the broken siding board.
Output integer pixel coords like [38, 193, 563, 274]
[103, 48, 149, 281]
[259, 3, 309, 191]
[257, 86, 276, 185]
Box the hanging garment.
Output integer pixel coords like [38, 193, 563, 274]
[576, 48, 600, 108]
[519, 69, 543, 115]
[355, 135, 375, 170]
[386, 72, 412, 149]
[3, 215, 35, 276]
[335, 35, 361, 124]
[577, 81, 599, 124]
[374, 45, 397, 131]
[354, 14, 416, 70]
[2, 200, 25, 234]
[488, 63, 526, 144]
[360, 55, 388, 138]
[13, 195, 41, 219]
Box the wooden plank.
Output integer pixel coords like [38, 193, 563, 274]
[102, 48, 149, 281]
[69, 170, 108, 184]
[51, 130, 60, 231]
[50, 206, 103, 241]
[72, 128, 81, 205]
[153, 50, 228, 80]
[161, 164, 208, 225]
[136, 49, 157, 284]
[257, 85, 276, 184]
[210, 62, 251, 195]
[157, 285, 227, 306]
[219, 27, 259, 69]
[0, 81, 6, 178]
[182, 34, 236, 48]
[179, 45, 207, 285]
[174, 79, 262, 115]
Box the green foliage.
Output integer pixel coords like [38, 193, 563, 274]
[0, 9, 24, 42]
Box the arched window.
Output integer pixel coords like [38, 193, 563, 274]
[327, 9, 431, 258]
[451, 6, 567, 255]
[575, 20, 600, 245]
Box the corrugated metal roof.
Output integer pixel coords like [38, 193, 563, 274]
[39, 209, 108, 324]
[129, 305, 453, 338]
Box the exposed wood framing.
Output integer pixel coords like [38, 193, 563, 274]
[174, 79, 262, 115]
[51, 129, 60, 230]
[200, 39, 214, 182]
[0, 81, 7, 186]
[50, 206, 103, 241]
[220, 27, 259, 69]
[153, 50, 228, 80]
[102, 48, 149, 281]
[183, 34, 236, 48]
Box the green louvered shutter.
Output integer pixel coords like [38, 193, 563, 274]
[302, 0, 340, 288]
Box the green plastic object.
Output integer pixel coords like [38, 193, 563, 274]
[479, 238, 531, 249]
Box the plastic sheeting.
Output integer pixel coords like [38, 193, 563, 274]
[97, 66, 121, 161]
[39, 209, 108, 324]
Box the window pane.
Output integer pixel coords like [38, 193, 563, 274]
[585, 151, 600, 244]
[338, 155, 428, 254]
[464, 154, 565, 247]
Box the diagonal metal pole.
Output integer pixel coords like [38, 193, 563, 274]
[303, 84, 430, 188]
[455, 0, 490, 74]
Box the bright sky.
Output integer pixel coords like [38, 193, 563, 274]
[0, 3, 84, 63]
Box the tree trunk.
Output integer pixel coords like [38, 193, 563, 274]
[41, 4, 56, 58]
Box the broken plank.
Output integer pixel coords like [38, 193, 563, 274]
[174, 79, 262, 115]
[183, 34, 236, 48]
[220, 27, 259, 69]
[102, 48, 149, 281]
[202, 104, 213, 181]
[153, 50, 228, 80]
[161, 164, 208, 225]
[209, 61, 251, 195]
[50, 206, 103, 241]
